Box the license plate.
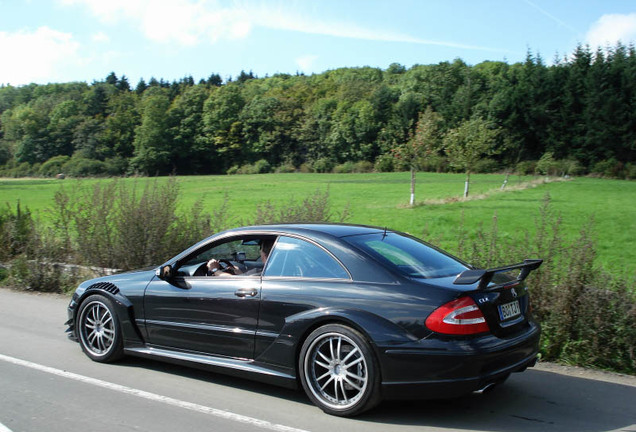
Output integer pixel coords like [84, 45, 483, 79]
[498, 300, 521, 321]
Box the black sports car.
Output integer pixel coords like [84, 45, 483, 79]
[66, 223, 542, 416]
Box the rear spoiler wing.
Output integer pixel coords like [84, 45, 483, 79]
[453, 259, 543, 291]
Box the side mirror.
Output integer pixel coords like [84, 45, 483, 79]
[156, 265, 173, 280]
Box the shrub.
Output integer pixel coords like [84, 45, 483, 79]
[453, 194, 636, 373]
[253, 159, 271, 174]
[249, 189, 351, 225]
[353, 160, 374, 173]
[234, 159, 272, 175]
[0, 161, 38, 178]
[535, 152, 560, 176]
[51, 178, 221, 270]
[62, 157, 107, 177]
[374, 154, 395, 172]
[516, 160, 537, 175]
[40, 155, 71, 177]
[0, 202, 35, 260]
[592, 159, 626, 178]
[104, 157, 129, 176]
[298, 162, 314, 173]
[333, 162, 355, 173]
[313, 158, 335, 173]
[7, 229, 82, 293]
[275, 163, 296, 173]
[560, 158, 584, 176]
[472, 158, 499, 173]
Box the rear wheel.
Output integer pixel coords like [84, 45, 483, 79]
[77, 294, 124, 362]
[299, 324, 380, 416]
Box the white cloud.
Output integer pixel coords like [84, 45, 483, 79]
[0, 27, 81, 85]
[59, 0, 505, 52]
[60, 0, 252, 46]
[586, 13, 636, 48]
[296, 54, 318, 73]
[91, 31, 110, 43]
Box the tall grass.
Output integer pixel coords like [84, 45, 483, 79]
[455, 194, 635, 373]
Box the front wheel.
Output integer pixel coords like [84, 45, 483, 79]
[299, 324, 381, 416]
[77, 294, 124, 363]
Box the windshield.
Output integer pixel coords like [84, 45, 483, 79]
[344, 232, 468, 278]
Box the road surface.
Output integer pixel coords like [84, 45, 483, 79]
[1, 288, 635, 432]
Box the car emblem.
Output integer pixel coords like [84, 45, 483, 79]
[511, 288, 518, 298]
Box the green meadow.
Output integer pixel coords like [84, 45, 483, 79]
[1, 173, 634, 275]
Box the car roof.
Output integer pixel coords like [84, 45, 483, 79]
[230, 223, 388, 238]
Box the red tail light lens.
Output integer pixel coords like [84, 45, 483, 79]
[426, 296, 490, 335]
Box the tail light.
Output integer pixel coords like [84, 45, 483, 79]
[426, 296, 490, 335]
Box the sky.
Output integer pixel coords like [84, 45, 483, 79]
[1, 0, 635, 86]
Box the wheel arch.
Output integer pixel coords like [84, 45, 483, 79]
[75, 283, 144, 346]
[285, 307, 418, 383]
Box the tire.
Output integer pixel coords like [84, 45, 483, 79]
[299, 324, 381, 416]
[77, 294, 124, 363]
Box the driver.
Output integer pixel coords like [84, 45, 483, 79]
[206, 239, 274, 276]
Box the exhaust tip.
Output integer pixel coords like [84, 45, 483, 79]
[473, 382, 497, 395]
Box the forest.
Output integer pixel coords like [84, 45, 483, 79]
[0, 43, 635, 179]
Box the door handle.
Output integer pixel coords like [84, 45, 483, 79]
[235, 288, 258, 298]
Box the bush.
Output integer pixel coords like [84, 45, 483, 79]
[249, 189, 351, 225]
[374, 154, 395, 172]
[592, 159, 627, 178]
[234, 159, 272, 175]
[275, 163, 296, 173]
[7, 230, 81, 293]
[472, 158, 499, 173]
[560, 158, 584, 176]
[51, 178, 223, 270]
[333, 162, 355, 173]
[104, 157, 129, 176]
[353, 160, 374, 173]
[418, 154, 448, 173]
[453, 194, 636, 373]
[62, 157, 106, 177]
[516, 160, 537, 175]
[0, 202, 35, 260]
[40, 155, 71, 177]
[313, 158, 335, 173]
[253, 159, 271, 174]
[298, 163, 314, 173]
[535, 152, 560, 176]
[0, 161, 39, 178]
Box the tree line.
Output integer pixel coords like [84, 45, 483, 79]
[1, 44, 635, 178]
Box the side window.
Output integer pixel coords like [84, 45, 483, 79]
[264, 237, 349, 279]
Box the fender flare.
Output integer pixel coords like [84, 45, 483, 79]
[75, 283, 145, 346]
[255, 307, 418, 377]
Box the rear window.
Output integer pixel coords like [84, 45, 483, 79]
[344, 233, 467, 278]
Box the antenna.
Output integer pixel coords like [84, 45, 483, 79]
[382, 226, 388, 239]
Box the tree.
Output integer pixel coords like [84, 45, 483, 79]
[443, 117, 501, 198]
[392, 107, 443, 205]
[130, 88, 173, 174]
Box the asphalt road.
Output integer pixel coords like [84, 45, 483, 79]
[1, 287, 635, 432]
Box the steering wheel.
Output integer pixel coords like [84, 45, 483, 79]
[193, 259, 237, 276]
[216, 259, 237, 275]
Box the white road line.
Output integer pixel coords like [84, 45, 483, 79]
[0, 354, 310, 432]
[0, 422, 14, 432]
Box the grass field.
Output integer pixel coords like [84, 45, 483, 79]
[1, 173, 634, 274]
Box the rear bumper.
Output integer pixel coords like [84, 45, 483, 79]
[378, 321, 540, 400]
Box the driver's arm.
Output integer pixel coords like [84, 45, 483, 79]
[206, 259, 240, 276]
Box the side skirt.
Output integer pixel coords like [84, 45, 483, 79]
[125, 346, 298, 390]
